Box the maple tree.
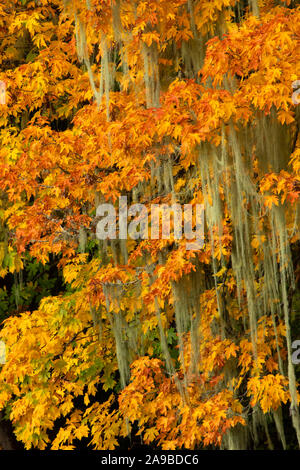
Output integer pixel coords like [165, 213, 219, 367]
[0, 0, 299, 450]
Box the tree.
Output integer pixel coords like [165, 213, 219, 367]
[0, 0, 299, 450]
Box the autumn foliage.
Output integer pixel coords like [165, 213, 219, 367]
[0, 0, 299, 450]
